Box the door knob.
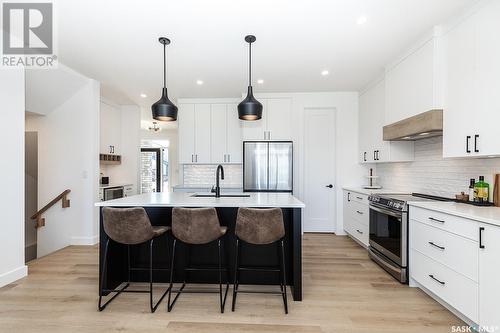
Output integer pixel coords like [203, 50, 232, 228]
[326, 184, 333, 188]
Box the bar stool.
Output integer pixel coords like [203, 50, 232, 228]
[167, 207, 229, 313]
[232, 207, 288, 314]
[99, 207, 170, 312]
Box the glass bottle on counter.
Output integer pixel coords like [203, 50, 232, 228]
[469, 178, 476, 202]
[474, 176, 490, 203]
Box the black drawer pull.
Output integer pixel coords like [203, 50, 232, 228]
[429, 217, 445, 223]
[356, 210, 363, 215]
[429, 274, 445, 285]
[356, 229, 363, 234]
[428, 241, 445, 250]
[479, 227, 485, 249]
[356, 196, 363, 200]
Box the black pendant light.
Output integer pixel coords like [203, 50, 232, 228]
[238, 35, 262, 121]
[152, 37, 178, 121]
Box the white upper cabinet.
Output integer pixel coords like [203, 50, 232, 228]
[178, 103, 198, 163]
[210, 104, 227, 164]
[226, 103, 243, 163]
[359, 78, 414, 163]
[179, 100, 242, 164]
[194, 104, 212, 163]
[100, 102, 121, 155]
[241, 98, 293, 141]
[385, 30, 443, 125]
[210, 103, 242, 164]
[443, 1, 500, 158]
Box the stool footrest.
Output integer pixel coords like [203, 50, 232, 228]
[237, 266, 281, 272]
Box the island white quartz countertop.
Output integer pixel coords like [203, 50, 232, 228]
[409, 201, 500, 227]
[96, 192, 305, 208]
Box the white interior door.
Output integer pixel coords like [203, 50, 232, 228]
[303, 108, 336, 232]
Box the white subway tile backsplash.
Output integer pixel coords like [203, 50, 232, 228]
[183, 164, 243, 187]
[377, 137, 500, 198]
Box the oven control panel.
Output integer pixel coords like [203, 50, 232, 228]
[368, 195, 406, 211]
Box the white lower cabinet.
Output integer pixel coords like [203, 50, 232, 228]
[409, 206, 500, 328]
[343, 190, 369, 247]
[478, 223, 500, 328]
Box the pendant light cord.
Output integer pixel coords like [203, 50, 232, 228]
[248, 42, 252, 87]
[163, 43, 166, 89]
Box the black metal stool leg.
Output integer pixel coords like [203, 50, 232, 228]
[167, 239, 176, 312]
[280, 239, 289, 314]
[98, 239, 130, 311]
[231, 238, 240, 312]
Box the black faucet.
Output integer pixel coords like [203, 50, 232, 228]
[212, 164, 224, 198]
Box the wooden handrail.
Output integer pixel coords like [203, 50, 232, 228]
[31, 189, 71, 228]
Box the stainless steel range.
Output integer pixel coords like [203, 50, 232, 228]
[367, 193, 452, 283]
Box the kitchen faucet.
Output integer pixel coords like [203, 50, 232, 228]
[212, 164, 224, 198]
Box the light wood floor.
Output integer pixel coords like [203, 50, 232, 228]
[0, 234, 463, 333]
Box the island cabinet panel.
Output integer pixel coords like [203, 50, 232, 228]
[99, 206, 303, 301]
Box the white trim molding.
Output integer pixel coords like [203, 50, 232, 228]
[0, 265, 28, 288]
[71, 235, 98, 246]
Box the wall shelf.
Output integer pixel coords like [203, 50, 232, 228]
[100, 154, 121, 165]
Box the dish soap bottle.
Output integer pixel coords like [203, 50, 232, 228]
[469, 178, 476, 202]
[475, 176, 490, 203]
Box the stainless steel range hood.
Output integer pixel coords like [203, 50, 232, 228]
[383, 109, 443, 141]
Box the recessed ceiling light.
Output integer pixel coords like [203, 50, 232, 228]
[419, 132, 430, 136]
[321, 70, 329, 76]
[140, 93, 147, 98]
[196, 80, 204, 85]
[357, 15, 367, 25]
[257, 79, 264, 84]
[402, 136, 412, 140]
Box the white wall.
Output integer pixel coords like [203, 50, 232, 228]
[0, 68, 28, 287]
[377, 136, 500, 198]
[25, 64, 100, 256]
[100, 103, 141, 193]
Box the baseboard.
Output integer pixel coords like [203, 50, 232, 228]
[71, 235, 98, 245]
[0, 265, 28, 288]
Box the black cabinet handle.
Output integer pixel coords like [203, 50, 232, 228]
[429, 217, 445, 223]
[356, 229, 363, 234]
[326, 184, 333, 188]
[466, 136, 471, 153]
[428, 241, 445, 250]
[364, 152, 367, 162]
[479, 227, 485, 249]
[429, 274, 445, 285]
[356, 210, 363, 215]
[356, 196, 363, 200]
[376, 150, 379, 160]
[474, 134, 479, 153]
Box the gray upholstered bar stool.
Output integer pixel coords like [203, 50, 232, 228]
[167, 207, 230, 313]
[99, 207, 170, 312]
[232, 207, 288, 314]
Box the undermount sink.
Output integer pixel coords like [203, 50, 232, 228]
[191, 193, 250, 198]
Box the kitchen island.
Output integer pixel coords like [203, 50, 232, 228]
[95, 192, 305, 301]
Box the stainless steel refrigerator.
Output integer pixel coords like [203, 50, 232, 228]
[243, 141, 293, 192]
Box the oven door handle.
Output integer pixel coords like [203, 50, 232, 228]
[369, 204, 403, 218]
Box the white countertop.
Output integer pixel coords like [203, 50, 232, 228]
[409, 201, 500, 227]
[95, 192, 305, 208]
[342, 186, 410, 196]
[99, 183, 132, 189]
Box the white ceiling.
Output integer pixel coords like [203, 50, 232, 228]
[56, 0, 476, 108]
